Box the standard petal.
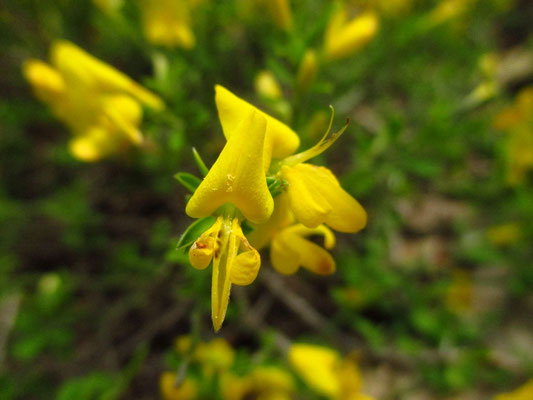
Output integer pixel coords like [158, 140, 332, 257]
[185, 110, 274, 224]
[282, 164, 367, 233]
[215, 85, 300, 162]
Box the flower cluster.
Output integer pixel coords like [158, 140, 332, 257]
[160, 337, 375, 400]
[23, 40, 163, 161]
[178, 85, 367, 331]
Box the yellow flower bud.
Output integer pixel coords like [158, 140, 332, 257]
[159, 372, 197, 400]
[255, 70, 283, 100]
[324, 10, 379, 61]
[296, 49, 319, 92]
[266, 0, 293, 32]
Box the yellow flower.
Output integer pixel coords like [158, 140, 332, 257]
[221, 366, 294, 400]
[186, 88, 280, 331]
[265, 0, 293, 32]
[175, 335, 235, 375]
[494, 379, 533, 400]
[92, 0, 123, 14]
[492, 87, 533, 185]
[22, 40, 163, 161]
[324, 8, 379, 61]
[160, 372, 197, 400]
[426, 0, 477, 27]
[296, 49, 319, 92]
[445, 269, 473, 315]
[486, 223, 522, 246]
[138, 0, 197, 48]
[289, 344, 374, 400]
[255, 70, 283, 100]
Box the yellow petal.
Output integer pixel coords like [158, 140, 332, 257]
[324, 10, 379, 61]
[494, 379, 533, 400]
[211, 217, 240, 332]
[288, 344, 341, 398]
[271, 224, 336, 275]
[22, 59, 65, 104]
[186, 110, 274, 224]
[100, 94, 143, 144]
[51, 40, 164, 110]
[159, 372, 197, 400]
[215, 85, 300, 164]
[281, 163, 367, 233]
[68, 127, 120, 162]
[296, 49, 318, 92]
[139, 0, 195, 49]
[266, 0, 293, 31]
[248, 193, 294, 250]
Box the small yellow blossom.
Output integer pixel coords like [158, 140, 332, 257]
[426, 0, 477, 27]
[265, 0, 293, 32]
[255, 70, 283, 100]
[175, 335, 235, 375]
[324, 8, 379, 61]
[486, 223, 522, 246]
[289, 344, 374, 400]
[445, 269, 473, 315]
[492, 87, 533, 184]
[138, 0, 197, 48]
[23, 40, 163, 162]
[221, 366, 294, 400]
[494, 379, 533, 400]
[296, 49, 319, 92]
[160, 372, 197, 400]
[92, 0, 123, 14]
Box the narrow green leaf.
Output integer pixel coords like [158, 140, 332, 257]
[192, 147, 209, 176]
[176, 216, 216, 251]
[174, 172, 202, 193]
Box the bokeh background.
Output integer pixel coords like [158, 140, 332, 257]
[1, 0, 533, 399]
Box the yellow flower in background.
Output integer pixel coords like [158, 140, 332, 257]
[138, 0, 197, 48]
[160, 372, 197, 400]
[221, 366, 294, 400]
[175, 335, 235, 375]
[426, 0, 477, 27]
[22, 40, 163, 162]
[493, 87, 533, 185]
[92, 0, 123, 14]
[265, 0, 293, 32]
[289, 344, 374, 400]
[296, 49, 318, 92]
[494, 379, 533, 400]
[445, 269, 473, 315]
[255, 70, 283, 100]
[486, 223, 522, 246]
[324, 8, 379, 61]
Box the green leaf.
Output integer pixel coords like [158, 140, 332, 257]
[174, 172, 202, 193]
[192, 147, 209, 176]
[176, 216, 216, 251]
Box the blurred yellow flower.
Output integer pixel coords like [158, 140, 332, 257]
[175, 335, 235, 375]
[426, 0, 477, 27]
[265, 0, 293, 32]
[445, 269, 473, 315]
[289, 344, 374, 400]
[493, 87, 533, 185]
[160, 372, 197, 400]
[92, 0, 123, 14]
[486, 223, 522, 246]
[255, 70, 283, 100]
[324, 8, 379, 61]
[296, 49, 318, 92]
[494, 379, 533, 400]
[138, 0, 197, 48]
[22, 40, 163, 162]
[221, 366, 294, 400]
